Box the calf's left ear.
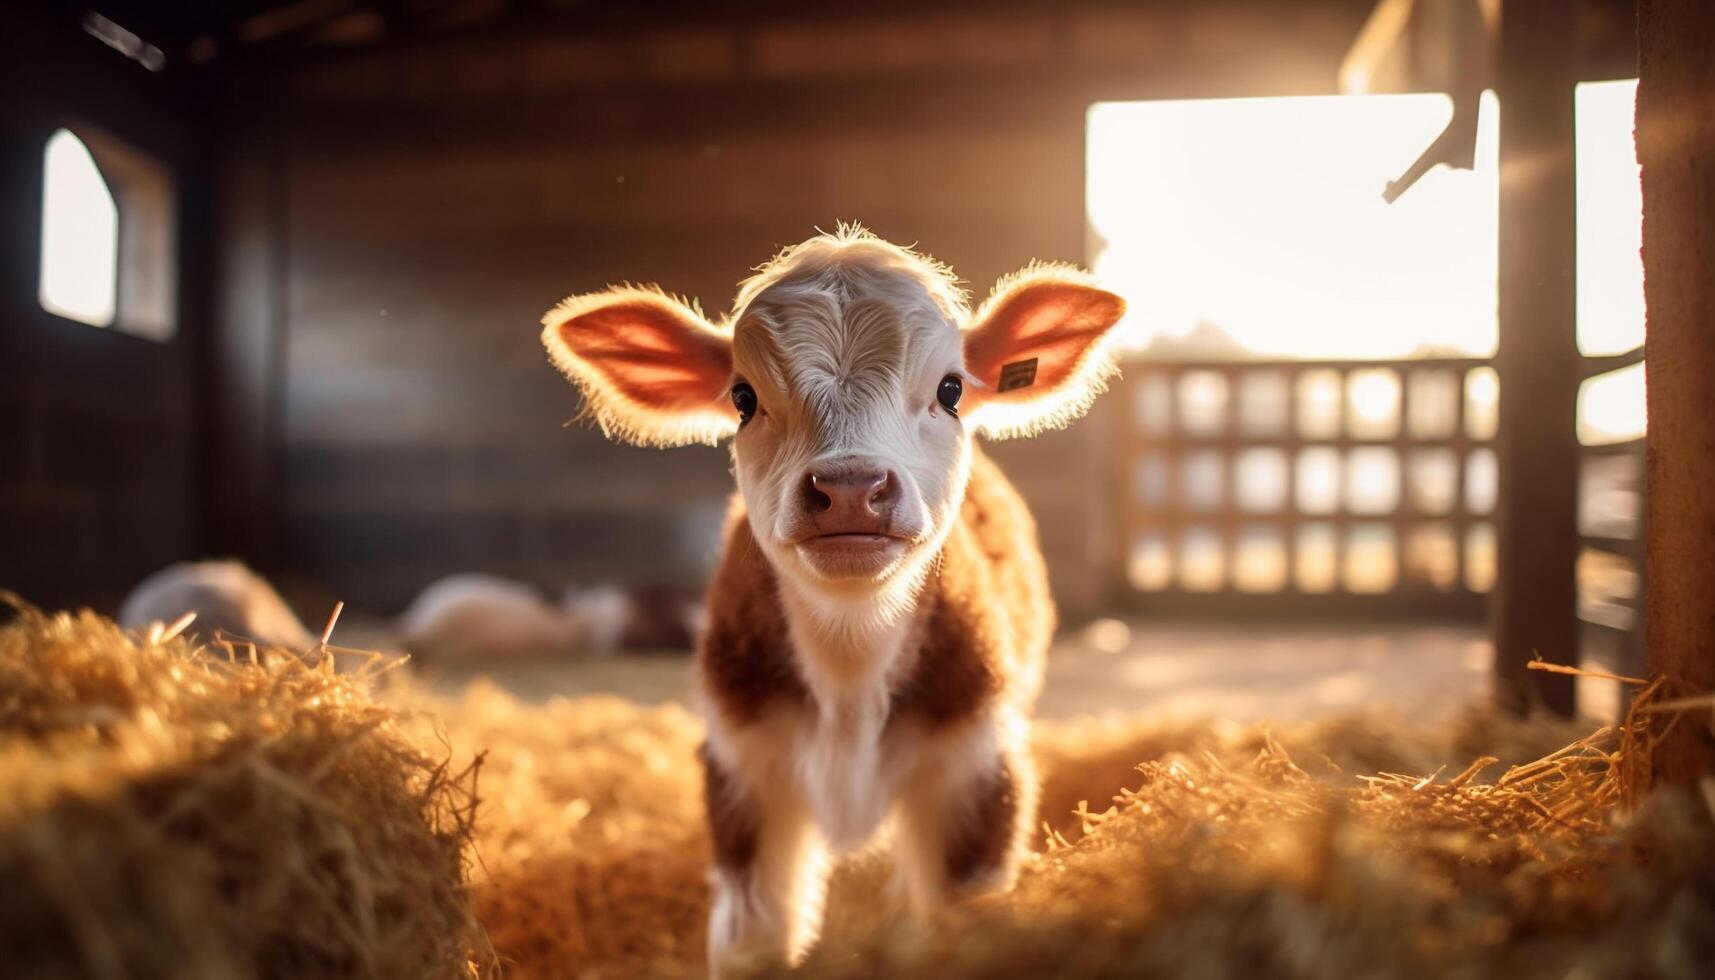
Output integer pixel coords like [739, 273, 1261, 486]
[961, 265, 1127, 440]
[542, 286, 736, 447]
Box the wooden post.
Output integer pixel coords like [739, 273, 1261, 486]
[1639, 0, 1715, 785]
[1491, 0, 1580, 715]
[205, 138, 291, 570]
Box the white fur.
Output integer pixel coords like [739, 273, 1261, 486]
[776, 580, 925, 849]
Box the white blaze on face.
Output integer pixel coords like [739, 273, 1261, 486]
[727, 249, 973, 593]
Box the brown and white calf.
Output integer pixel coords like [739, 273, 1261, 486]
[541, 228, 1125, 971]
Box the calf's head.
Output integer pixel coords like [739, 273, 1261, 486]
[543, 230, 1125, 599]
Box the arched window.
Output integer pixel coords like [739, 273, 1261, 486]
[39, 129, 118, 328]
[37, 126, 177, 340]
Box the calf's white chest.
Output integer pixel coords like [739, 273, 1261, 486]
[789, 692, 904, 850]
[774, 597, 922, 852]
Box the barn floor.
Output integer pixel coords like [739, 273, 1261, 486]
[399, 619, 1487, 719]
[393, 617, 1625, 725]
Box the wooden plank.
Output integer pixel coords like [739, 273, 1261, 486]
[1639, 0, 1715, 786]
[1114, 589, 1488, 620]
[1580, 344, 1645, 379]
[1491, 0, 1581, 715]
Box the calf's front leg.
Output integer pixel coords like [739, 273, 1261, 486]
[701, 742, 829, 973]
[892, 726, 1036, 910]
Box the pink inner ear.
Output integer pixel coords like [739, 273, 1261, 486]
[558, 301, 733, 412]
[965, 283, 1124, 400]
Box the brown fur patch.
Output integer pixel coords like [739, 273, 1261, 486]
[944, 756, 1023, 887]
[700, 742, 759, 870]
[891, 448, 1053, 727]
[698, 503, 811, 726]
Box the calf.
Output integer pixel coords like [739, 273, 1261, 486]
[541, 227, 1125, 970]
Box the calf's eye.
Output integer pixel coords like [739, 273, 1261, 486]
[731, 382, 758, 423]
[936, 374, 963, 416]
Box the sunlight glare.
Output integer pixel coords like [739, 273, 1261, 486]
[1180, 528, 1225, 592]
[1465, 523, 1496, 592]
[1575, 79, 1644, 357]
[1088, 92, 1500, 359]
[1090, 87, 1645, 448]
[1295, 523, 1339, 593]
[1347, 369, 1401, 438]
[1344, 524, 1398, 594]
[39, 130, 118, 327]
[1464, 367, 1499, 440]
[1578, 362, 1647, 445]
[1405, 523, 1460, 591]
[1234, 526, 1288, 593]
[1130, 532, 1173, 591]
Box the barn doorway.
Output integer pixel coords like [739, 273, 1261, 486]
[1083, 87, 1645, 720]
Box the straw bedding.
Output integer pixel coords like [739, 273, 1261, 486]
[4, 604, 1712, 979]
[0, 603, 489, 979]
[421, 680, 1715, 979]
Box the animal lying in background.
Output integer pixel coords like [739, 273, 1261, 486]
[118, 560, 315, 651]
[542, 226, 1126, 971]
[398, 574, 702, 661]
[399, 574, 597, 662]
[601, 584, 708, 651]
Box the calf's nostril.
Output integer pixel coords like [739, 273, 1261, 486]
[802, 473, 833, 513]
[868, 471, 900, 510]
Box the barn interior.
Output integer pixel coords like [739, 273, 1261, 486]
[4, 1, 1713, 978]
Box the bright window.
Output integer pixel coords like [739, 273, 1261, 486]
[1578, 361, 1647, 445]
[37, 127, 177, 340]
[39, 129, 119, 328]
[1574, 78, 1646, 446]
[1575, 79, 1644, 358]
[1088, 85, 1645, 440]
[1087, 93, 1500, 360]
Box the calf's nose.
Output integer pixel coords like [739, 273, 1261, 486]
[801, 467, 899, 528]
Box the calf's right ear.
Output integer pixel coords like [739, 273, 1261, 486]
[541, 286, 736, 447]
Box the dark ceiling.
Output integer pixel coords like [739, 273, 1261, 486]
[31, 0, 1634, 78]
[39, 1, 1388, 64]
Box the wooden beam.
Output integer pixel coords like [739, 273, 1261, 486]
[205, 144, 292, 570]
[1640, 0, 1715, 785]
[1491, 0, 1580, 715]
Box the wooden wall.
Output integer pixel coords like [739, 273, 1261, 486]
[204, 3, 1370, 617]
[0, 7, 210, 612]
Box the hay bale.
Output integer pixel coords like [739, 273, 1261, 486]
[0, 602, 492, 980]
